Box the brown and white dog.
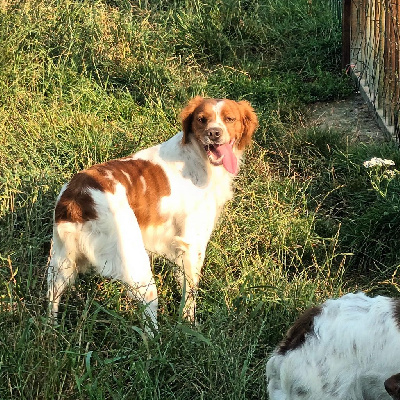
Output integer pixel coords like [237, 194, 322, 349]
[266, 292, 400, 400]
[47, 96, 258, 334]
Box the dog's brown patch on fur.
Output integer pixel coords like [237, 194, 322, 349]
[180, 96, 212, 143]
[277, 306, 322, 355]
[54, 173, 102, 223]
[220, 99, 258, 150]
[55, 159, 171, 228]
[385, 373, 400, 400]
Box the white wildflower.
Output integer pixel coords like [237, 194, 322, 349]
[384, 170, 397, 178]
[363, 157, 395, 168]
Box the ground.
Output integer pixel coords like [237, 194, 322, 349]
[308, 93, 387, 143]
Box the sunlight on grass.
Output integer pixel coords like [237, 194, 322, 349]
[0, 0, 399, 399]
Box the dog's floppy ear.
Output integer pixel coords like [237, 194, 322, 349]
[385, 374, 400, 400]
[180, 96, 204, 144]
[237, 100, 258, 150]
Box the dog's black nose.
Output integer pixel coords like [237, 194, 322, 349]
[206, 128, 222, 140]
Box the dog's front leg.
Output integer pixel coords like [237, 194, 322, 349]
[173, 237, 206, 322]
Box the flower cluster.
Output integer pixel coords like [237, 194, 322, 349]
[363, 157, 399, 199]
[363, 157, 395, 168]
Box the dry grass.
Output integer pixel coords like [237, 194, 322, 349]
[1, 0, 399, 399]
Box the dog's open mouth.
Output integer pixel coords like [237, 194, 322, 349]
[205, 139, 238, 175]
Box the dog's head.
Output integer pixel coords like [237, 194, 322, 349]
[180, 96, 258, 175]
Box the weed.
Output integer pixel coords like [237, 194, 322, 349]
[0, 0, 398, 399]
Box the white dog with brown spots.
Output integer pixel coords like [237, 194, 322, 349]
[47, 96, 258, 334]
[266, 292, 400, 400]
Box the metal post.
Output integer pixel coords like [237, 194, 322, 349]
[342, 0, 352, 70]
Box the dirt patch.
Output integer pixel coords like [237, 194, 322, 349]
[307, 93, 387, 143]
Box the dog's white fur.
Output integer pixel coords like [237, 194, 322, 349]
[266, 292, 400, 400]
[47, 97, 257, 334]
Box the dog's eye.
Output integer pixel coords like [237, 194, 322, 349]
[225, 117, 236, 123]
[197, 116, 207, 123]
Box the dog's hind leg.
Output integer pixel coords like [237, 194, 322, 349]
[92, 201, 159, 336]
[119, 226, 159, 336]
[47, 229, 79, 323]
[124, 272, 159, 337]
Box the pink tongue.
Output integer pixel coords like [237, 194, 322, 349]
[218, 143, 238, 175]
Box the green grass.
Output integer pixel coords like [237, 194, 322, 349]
[1, 0, 399, 398]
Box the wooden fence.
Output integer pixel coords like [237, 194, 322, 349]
[342, 0, 400, 140]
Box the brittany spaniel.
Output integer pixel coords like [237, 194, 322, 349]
[266, 292, 400, 400]
[47, 96, 258, 334]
